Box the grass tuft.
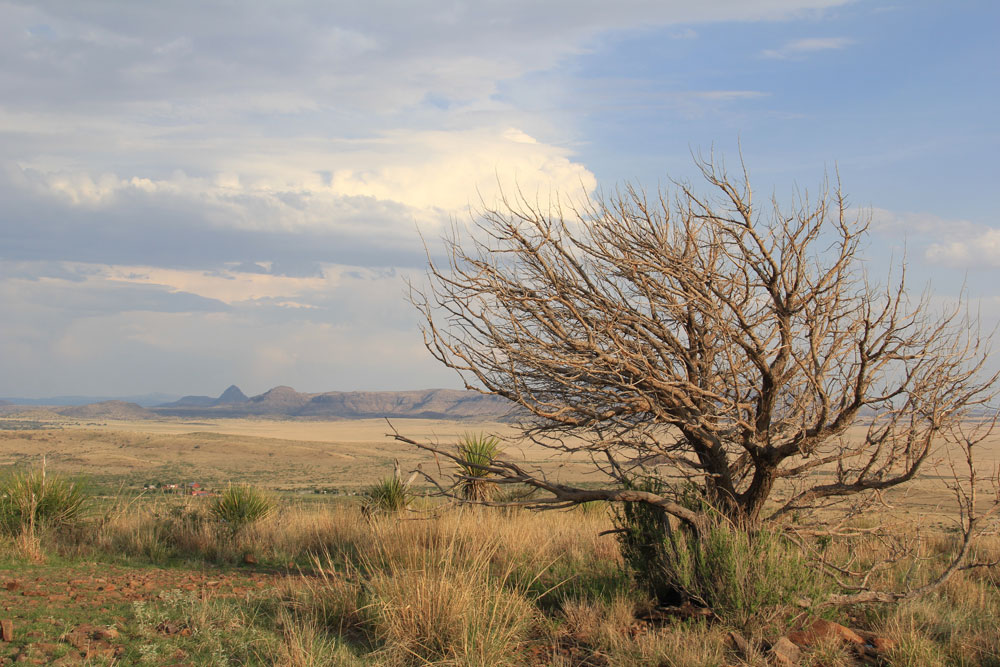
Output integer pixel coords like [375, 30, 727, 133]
[455, 432, 502, 501]
[362, 465, 413, 516]
[211, 483, 276, 534]
[0, 466, 88, 536]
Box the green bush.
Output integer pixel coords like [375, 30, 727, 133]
[614, 479, 830, 633]
[0, 467, 88, 534]
[211, 484, 276, 534]
[363, 474, 412, 517]
[456, 432, 502, 501]
[663, 519, 830, 631]
[614, 478, 685, 605]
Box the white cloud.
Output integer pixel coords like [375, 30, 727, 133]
[0, 258, 444, 395]
[869, 207, 977, 237]
[670, 28, 699, 40]
[869, 207, 1000, 269]
[761, 36, 853, 59]
[926, 229, 1000, 268]
[100, 264, 335, 305]
[0, 0, 862, 395]
[11, 125, 596, 240]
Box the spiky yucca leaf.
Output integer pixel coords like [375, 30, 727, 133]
[363, 473, 413, 516]
[456, 432, 502, 501]
[0, 467, 88, 534]
[211, 483, 276, 533]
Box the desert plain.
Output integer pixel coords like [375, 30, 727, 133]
[1, 413, 997, 520]
[0, 413, 998, 665]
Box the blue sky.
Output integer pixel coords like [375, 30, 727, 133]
[0, 0, 997, 397]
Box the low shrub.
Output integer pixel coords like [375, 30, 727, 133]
[363, 466, 413, 517]
[614, 478, 689, 605]
[615, 480, 831, 633]
[211, 484, 276, 534]
[663, 518, 830, 631]
[455, 432, 502, 501]
[0, 467, 88, 535]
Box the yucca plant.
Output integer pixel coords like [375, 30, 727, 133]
[211, 483, 276, 535]
[456, 432, 502, 502]
[0, 466, 88, 535]
[363, 461, 414, 517]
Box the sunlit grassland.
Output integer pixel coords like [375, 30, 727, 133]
[0, 416, 997, 664]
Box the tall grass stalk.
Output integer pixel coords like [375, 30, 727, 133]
[359, 520, 539, 665]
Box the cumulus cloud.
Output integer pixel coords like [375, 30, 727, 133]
[926, 229, 1000, 268]
[868, 207, 1000, 269]
[0, 0, 857, 395]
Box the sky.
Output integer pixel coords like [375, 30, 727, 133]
[1, 0, 998, 398]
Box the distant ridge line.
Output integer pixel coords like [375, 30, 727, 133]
[0, 385, 518, 421]
[155, 385, 516, 420]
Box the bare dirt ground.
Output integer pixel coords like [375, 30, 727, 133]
[0, 563, 283, 665]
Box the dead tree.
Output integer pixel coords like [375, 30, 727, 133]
[408, 155, 998, 531]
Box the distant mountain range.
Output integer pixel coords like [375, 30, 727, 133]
[159, 384, 249, 408]
[0, 385, 517, 421]
[0, 392, 180, 407]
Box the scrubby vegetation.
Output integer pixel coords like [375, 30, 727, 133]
[211, 483, 276, 535]
[0, 468, 998, 665]
[0, 466, 88, 535]
[455, 431, 502, 501]
[362, 464, 414, 517]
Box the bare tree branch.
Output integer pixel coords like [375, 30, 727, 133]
[406, 154, 999, 531]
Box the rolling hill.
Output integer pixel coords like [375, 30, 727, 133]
[154, 385, 516, 420]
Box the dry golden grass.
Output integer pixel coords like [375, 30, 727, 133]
[2, 415, 999, 664]
[2, 490, 999, 665]
[3, 416, 997, 520]
[0, 417, 606, 490]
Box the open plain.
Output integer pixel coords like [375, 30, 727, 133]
[0, 414, 998, 665]
[0, 415, 607, 493]
[1, 413, 997, 519]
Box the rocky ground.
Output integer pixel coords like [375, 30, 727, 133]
[0, 562, 282, 665]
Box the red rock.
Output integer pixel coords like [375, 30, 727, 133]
[788, 618, 865, 647]
[769, 637, 801, 666]
[855, 630, 899, 654]
[84, 646, 116, 660]
[5, 581, 18, 591]
[870, 636, 897, 652]
[728, 630, 751, 657]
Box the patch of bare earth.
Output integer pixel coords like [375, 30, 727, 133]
[0, 563, 280, 665]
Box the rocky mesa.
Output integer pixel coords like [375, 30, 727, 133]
[154, 385, 515, 420]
